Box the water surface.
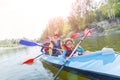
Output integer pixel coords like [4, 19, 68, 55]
[81, 32, 120, 52]
[0, 47, 52, 80]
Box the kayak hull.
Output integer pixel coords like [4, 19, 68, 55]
[40, 48, 120, 80]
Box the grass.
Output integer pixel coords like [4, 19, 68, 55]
[113, 24, 120, 30]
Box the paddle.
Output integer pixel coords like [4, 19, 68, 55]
[19, 40, 60, 64]
[19, 40, 45, 47]
[53, 28, 92, 80]
[22, 53, 43, 64]
[19, 31, 80, 47]
[20, 32, 81, 64]
[20, 40, 62, 51]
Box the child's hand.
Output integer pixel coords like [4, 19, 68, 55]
[78, 45, 81, 48]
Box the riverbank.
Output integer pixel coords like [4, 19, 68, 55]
[61, 18, 120, 39]
[89, 18, 120, 36]
[0, 46, 27, 50]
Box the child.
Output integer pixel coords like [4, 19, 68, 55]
[41, 36, 50, 54]
[49, 34, 63, 56]
[61, 38, 84, 59]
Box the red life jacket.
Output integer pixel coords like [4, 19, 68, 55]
[43, 43, 50, 53]
[64, 45, 74, 57]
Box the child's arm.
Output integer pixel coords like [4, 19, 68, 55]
[76, 47, 84, 55]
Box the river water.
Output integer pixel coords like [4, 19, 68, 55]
[81, 32, 120, 52]
[0, 33, 120, 80]
[0, 47, 53, 80]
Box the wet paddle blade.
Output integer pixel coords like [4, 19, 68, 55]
[19, 40, 38, 46]
[70, 33, 80, 39]
[23, 58, 34, 64]
[22, 54, 44, 65]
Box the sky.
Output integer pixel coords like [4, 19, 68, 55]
[0, 0, 74, 40]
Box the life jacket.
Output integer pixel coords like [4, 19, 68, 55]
[64, 45, 74, 57]
[43, 43, 50, 53]
[52, 40, 61, 55]
[49, 40, 62, 56]
[51, 40, 61, 49]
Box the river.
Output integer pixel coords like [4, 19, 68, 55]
[81, 32, 120, 52]
[0, 47, 53, 80]
[0, 33, 120, 80]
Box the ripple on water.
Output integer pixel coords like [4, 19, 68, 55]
[0, 47, 53, 80]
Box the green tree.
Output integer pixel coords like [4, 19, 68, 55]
[100, 0, 120, 19]
[68, 0, 98, 30]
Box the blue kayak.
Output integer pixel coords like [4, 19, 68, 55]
[40, 48, 120, 80]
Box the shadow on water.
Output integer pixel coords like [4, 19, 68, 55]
[41, 61, 90, 80]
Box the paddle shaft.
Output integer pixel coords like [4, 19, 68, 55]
[68, 36, 85, 59]
[53, 63, 65, 80]
[34, 53, 44, 59]
[53, 37, 84, 80]
[20, 40, 62, 52]
[68, 29, 91, 59]
[53, 30, 91, 80]
[21, 40, 63, 64]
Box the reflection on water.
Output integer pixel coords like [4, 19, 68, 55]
[0, 46, 90, 80]
[0, 47, 52, 80]
[41, 61, 90, 80]
[81, 33, 120, 52]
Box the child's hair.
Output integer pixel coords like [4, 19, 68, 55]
[54, 34, 60, 37]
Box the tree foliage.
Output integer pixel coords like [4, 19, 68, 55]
[100, 0, 120, 19]
[40, 0, 120, 40]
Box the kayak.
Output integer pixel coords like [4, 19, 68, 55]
[40, 48, 120, 80]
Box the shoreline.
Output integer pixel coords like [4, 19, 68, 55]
[0, 46, 27, 50]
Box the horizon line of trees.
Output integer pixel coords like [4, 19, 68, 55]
[0, 38, 40, 47]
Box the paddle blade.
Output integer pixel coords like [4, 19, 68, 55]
[84, 28, 92, 37]
[23, 58, 34, 64]
[19, 40, 38, 46]
[70, 33, 80, 39]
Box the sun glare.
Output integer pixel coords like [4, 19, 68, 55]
[0, 0, 74, 40]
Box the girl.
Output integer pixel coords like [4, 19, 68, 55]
[49, 34, 63, 56]
[61, 38, 84, 59]
[41, 36, 50, 54]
